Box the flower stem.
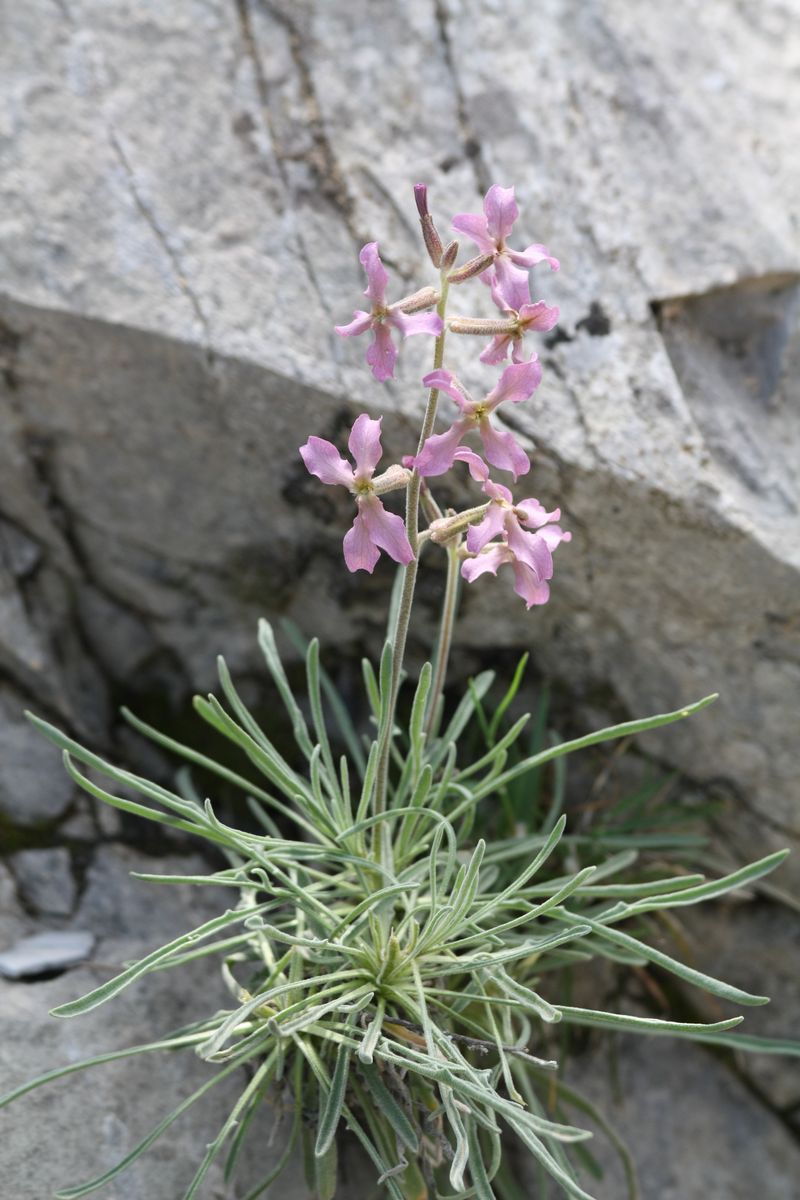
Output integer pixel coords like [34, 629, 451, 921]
[424, 537, 461, 738]
[373, 273, 450, 832]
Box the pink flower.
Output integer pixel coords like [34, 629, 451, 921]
[300, 415, 414, 573]
[451, 185, 559, 295]
[480, 272, 560, 365]
[335, 243, 443, 382]
[413, 362, 541, 481]
[461, 480, 571, 608]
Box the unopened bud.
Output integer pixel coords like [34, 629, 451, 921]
[396, 286, 440, 314]
[414, 182, 444, 268]
[448, 316, 518, 336]
[441, 240, 459, 270]
[448, 252, 495, 284]
[428, 503, 490, 544]
[371, 464, 412, 496]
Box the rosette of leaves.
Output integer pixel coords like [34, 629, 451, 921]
[2, 621, 795, 1200]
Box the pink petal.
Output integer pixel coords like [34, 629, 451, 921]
[421, 369, 472, 413]
[359, 242, 389, 306]
[453, 447, 490, 482]
[510, 339, 532, 365]
[300, 437, 355, 488]
[343, 510, 381, 573]
[451, 211, 494, 255]
[365, 324, 398, 382]
[413, 421, 469, 477]
[519, 301, 560, 332]
[484, 360, 542, 410]
[483, 479, 513, 504]
[461, 544, 514, 583]
[348, 413, 383, 479]
[478, 420, 531, 480]
[505, 519, 554, 580]
[511, 561, 551, 608]
[465, 503, 507, 554]
[479, 333, 513, 365]
[483, 185, 519, 243]
[508, 243, 560, 271]
[335, 310, 374, 338]
[493, 255, 535, 303]
[358, 496, 414, 565]
[539, 524, 572, 551]
[515, 498, 558, 529]
[490, 269, 530, 315]
[388, 310, 444, 338]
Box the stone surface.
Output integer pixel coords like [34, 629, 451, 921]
[0, 929, 94, 978]
[0, 691, 76, 827]
[1, 6, 799, 1188]
[545, 1033, 800, 1199]
[1, 0, 799, 881]
[9, 847, 77, 916]
[0, 845, 312, 1198]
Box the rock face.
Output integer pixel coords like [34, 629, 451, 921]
[1, 0, 798, 867]
[0, 4, 799, 1190]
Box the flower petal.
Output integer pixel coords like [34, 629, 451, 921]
[359, 242, 389, 305]
[511, 561, 551, 608]
[515, 498, 558, 529]
[335, 310, 374, 338]
[453, 446, 490, 482]
[451, 211, 494, 255]
[389, 310, 444, 338]
[461, 544, 513, 583]
[539, 524, 572, 551]
[508, 243, 560, 271]
[490, 269, 530, 315]
[484, 360, 542, 410]
[358, 496, 414, 565]
[343, 511, 381, 573]
[365, 324, 398, 382]
[494, 256, 537, 304]
[519, 301, 560, 332]
[479, 333, 514, 365]
[414, 421, 469, 477]
[483, 185, 519, 243]
[505, 518, 554, 580]
[421, 369, 472, 412]
[300, 437, 355, 488]
[478, 420, 531, 480]
[348, 413, 383, 479]
[465, 502, 507, 554]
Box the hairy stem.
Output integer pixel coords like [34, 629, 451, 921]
[424, 538, 461, 738]
[373, 273, 451, 834]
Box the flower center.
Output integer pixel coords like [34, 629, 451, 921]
[353, 477, 374, 496]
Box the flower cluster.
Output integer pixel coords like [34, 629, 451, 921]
[302, 183, 569, 607]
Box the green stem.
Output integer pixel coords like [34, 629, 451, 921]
[373, 273, 451, 833]
[424, 537, 461, 738]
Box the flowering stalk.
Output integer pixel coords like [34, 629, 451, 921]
[424, 536, 461, 738]
[373, 269, 451, 829]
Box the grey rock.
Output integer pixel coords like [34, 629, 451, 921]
[0, 691, 75, 826]
[0, 3, 798, 859]
[543, 1034, 800, 1199]
[0, 929, 94, 978]
[9, 847, 77, 916]
[0, 844, 312, 1198]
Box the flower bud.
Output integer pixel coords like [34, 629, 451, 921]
[371, 463, 412, 496]
[447, 252, 495, 284]
[414, 182, 444, 268]
[396, 286, 440, 314]
[441, 240, 459, 270]
[428, 503, 491, 544]
[448, 316, 518, 336]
